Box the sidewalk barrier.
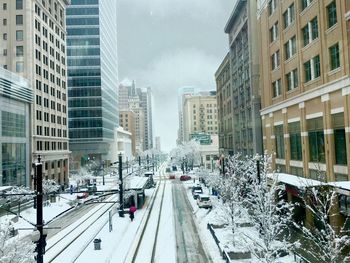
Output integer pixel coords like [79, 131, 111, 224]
[207, 223, 221, 252]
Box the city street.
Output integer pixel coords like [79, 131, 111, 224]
[172, 180, 210, 263]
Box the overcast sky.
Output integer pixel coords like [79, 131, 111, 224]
[117, 0, 234, 152]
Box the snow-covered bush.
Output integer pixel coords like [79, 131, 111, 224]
[0, 220, 35, 263]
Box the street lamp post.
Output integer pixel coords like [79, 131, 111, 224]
[118, 153, 124, 217]
[35, 155, 46, 263]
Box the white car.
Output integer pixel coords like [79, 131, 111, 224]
[197, 195, 212, 209]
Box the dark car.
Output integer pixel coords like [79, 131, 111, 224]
[180, 175, 191, 181]
[169, 174, 175, 179]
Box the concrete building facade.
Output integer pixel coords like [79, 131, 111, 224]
[0, 0, 70, 186]
[182, 91, 218, 142]
[223, 0, 263, 156]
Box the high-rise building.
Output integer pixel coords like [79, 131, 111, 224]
[182, 91, 218, 142]
[215, 53, 233, 155]
[0, 0, 70, 186]
[66, 0, 118, 170]
[118, 81, 153, 152]
[222, 0, 262, 156]
[0, 68, 32, 187]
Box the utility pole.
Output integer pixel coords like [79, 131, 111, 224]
[147, 154, 149, 171]
[102, 160, 105, 186]
[35, 155, 46, 263]
[118, 153, 124, 217]
[256, 159, 261, 184]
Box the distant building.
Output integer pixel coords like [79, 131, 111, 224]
[118, 81, 153, 152]
[119, 110, 136, 156]
[182, 91, 218, 142]
[155, 136, 161, 151]
[66, 0, 118, 171]
[0, 0, 70, 186]
[0, 68, 32, 186]
[177, 86, 199, 145]
[198, 134, 219, 171]
[116, 127, 133, 162]
[215, 53, 233, 155]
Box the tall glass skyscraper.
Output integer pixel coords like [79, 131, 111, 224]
[67, 0, 118, 170]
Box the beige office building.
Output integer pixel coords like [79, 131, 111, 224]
[182, 92, 218, 142]
[119, 110, 136, 156]
[258, 0, 350, 227]
[0, 0, 70, 186]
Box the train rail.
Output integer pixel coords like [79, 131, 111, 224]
[45, 195, 117, 263]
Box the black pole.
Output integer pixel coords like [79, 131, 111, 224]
[102, 161, 105, 186]
[36, 155, 44, 263]
[126, 158, 129, 174]
[118, 154, 124, 217]
[147, 154, 149, 170]
[138, 156, 141, 166]
[257, 159, 261, 184]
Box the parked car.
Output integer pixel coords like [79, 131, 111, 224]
[197, 195, 212, 209]
[169, 174, 175, 179]
[180, 175, 191, 181]
[191, 185, 203, 194]
[77, 188, 89, 199]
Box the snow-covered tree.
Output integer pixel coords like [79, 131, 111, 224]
[296, 185, 350, 263]
[170, 140, 200, 170]
[0, 220, 35, 263]
[245, 154, 298, 262]
[42, 179, 60, 195]
[70, 168, 93, 191]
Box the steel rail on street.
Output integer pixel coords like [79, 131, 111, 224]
[45, 194, 117, 263]
[130, 165, 167, 262]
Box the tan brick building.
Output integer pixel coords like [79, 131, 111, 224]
[119, 110, 136, 156]
[258, 0, 350, 227]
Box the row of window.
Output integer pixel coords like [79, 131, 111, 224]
[35, 95, 67, 112]
[36, 110, 67, 125]
[269, 0, 337, 31]
[272, 43, 340, 97]
[36, 140, 68, 151]
[2, 1, 23, 11]
[273, 113, 347, 165]
[36, 125, 66, 137]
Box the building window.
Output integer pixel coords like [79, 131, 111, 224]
[286, 68, 298, 91]
[271, 50, 280, 70]
[3, 33, 7, 40]
[289, 122, 302, 160]
[16, 15, 23, 25]
[268, 0, 277, 16]
[307, 117, 325, 163]
[285, 35, 296, 60]
[304, 55, 320, 82]
[332, 113, 347, 165]
[272, 79, 281, 97]
[16, 46, 24, 57]
[16, 62, 24, 73]
[3, 19, 7, 26]
[283, 3, 295, 28]
[275, 125, 285, 159]
[270, 22, 278, 42]
[3, 49, 7, 56]
[329, 43, 340, 71]
[302, 17, 318, 46]
[301, 0, 313, 10]
[16, 30, 23, 41]
[16, 0, 23, 10]
[3, 3, 7, 10]
[327, 1, 337, 28]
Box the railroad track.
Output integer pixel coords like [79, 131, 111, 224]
[45, 195, 117, 263]
[129, 164, 167, 262]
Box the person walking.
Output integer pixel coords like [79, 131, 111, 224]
[129, 205, 136, 222]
